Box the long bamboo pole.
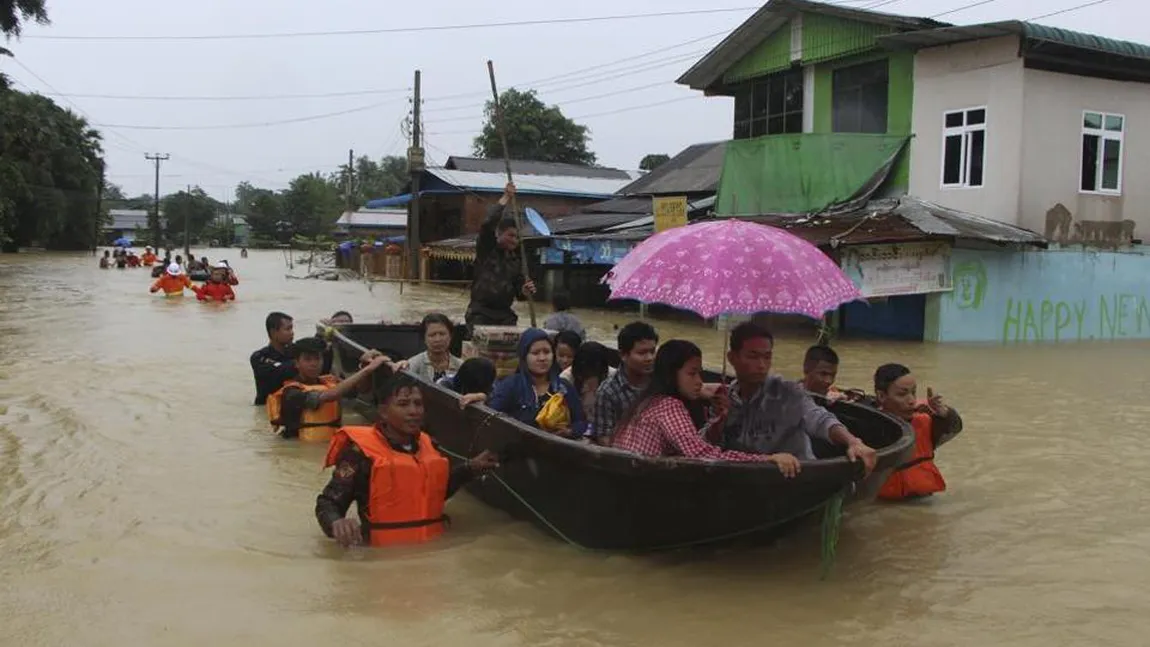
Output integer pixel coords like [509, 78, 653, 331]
[486, 60, 537, 327]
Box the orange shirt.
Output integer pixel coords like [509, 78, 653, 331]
[151, 274, 192, 295]
[141, 253, 157, 266]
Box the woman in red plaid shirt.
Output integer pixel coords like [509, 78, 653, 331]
[612, 340, 796, 473]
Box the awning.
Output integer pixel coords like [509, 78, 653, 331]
[716, 134, 909, 216]
[364, 194, 413, 209]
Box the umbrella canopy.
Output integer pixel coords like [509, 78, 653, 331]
[112, 237, 133, 247]
[603, 219, 860, 320]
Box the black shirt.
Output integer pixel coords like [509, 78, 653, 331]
[314, 430, 475, 541]
[250, 344, 296, 405]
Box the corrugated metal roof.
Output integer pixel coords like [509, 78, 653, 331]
[336, 208, 407, 229]
[880, 21, 1150, 63]
[107, 208, 166, 230]
[444, 156, 637, 180]
[677, 0, 946, 91]
[579, 197, 652, 215]
[425, 167, 640, 198]
[739, 197, 1046, 246]
[617, 142, 727, 195]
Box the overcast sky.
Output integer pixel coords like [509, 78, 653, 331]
[0, 0, 1138, 202]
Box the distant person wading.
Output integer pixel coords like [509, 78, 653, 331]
[465, 182, 536, 327]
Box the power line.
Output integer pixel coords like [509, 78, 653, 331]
[429, 94, 707, 136]
[1029, 0, 1115, 21]
[37, 87, 410, 102]
[23, 7, 758, 42]
[93, 98, 405, 130]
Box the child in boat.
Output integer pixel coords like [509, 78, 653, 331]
[192, 262, 236, 302]
[438, 357, 497, 408]
[488, 328, 586, 438]
[612, 340, 775, 465]
[267, 337, 391, 442]
[149, 263, 193, 296]
[553, 330, 581, 374]
[872, 363, 964, 501]
[542, 291, 586, 340]
[407, 313, 463, 383]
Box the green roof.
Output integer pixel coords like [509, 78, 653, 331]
[1022, 23, 1150, 62]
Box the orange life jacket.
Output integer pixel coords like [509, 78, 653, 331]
[324, 426, 450, 546]
[267, 376, 341, 442]
[141, 252, 157, 266]
[878, 410, 946, 500]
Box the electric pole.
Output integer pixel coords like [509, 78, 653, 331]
[184, 184, 191, 259]
[346, 148, 355, 212]
[94, 160, 106, 254]
[407, 70, 424, 280]
[145, 153, 169, 247]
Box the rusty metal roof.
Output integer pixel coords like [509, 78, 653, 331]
[738, 197, 1047, 247]
[616, 142, 726, 195]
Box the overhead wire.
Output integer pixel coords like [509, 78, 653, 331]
[21, 7, 759, 41]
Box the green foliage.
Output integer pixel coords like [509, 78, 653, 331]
[162, 187, 222, 242]
[0, 86, 105, 250]
[473, 89, 596, 165]
[282, 173, 342, 238]
[639, 154, 670, 171]
[330, 154, 409, 207]
[1, 0, 48, 37]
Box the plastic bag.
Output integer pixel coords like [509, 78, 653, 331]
[535, 392, 570, 432]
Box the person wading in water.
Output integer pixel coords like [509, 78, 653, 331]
[465, 182, 536, 328]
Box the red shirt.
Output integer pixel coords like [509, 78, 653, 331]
[194, 282, 235, 302]
[613, 396, 768, 462]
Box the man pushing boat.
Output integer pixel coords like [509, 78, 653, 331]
[464, 182, 536, 327]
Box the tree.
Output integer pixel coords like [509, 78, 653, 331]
[639, 154, 671, 171]
[0, 0, 47, 61]
[103, 183, 126, 201]
[0, 89, 105, 250]
[473, 89, 596, 165]
[162, 187, 221, 244]
[330, 154, 409, 207]
[282, 173, 342, 238]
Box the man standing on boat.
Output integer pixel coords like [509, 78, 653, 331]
[722, 323, 877, 476]
[465, 183, 536, 328]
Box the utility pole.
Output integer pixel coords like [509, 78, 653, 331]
[184, 184, 191, 259]
[94, 160, 106, 255]
[345, 148, 355, 212]
[145, 153, 169, 247]
[407, 70, 424, 281]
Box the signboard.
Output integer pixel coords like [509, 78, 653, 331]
[841, 242, 953, 298]
[653, 196, 688, 233]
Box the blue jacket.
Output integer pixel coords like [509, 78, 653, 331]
[488, 328, 587, 436]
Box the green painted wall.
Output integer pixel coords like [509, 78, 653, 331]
[811, 50, 915, 189]
[801, 12, 894, 65]
[723, 23, 793, 84]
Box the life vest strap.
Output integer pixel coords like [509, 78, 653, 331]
[298, 418, 341, 429]
[367, 514, 450, 531]
[895, 454, 936, 472]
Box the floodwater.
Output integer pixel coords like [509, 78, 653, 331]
[1, 250, 1148, 647]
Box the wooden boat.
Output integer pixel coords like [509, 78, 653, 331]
[327, 323, 914, 552]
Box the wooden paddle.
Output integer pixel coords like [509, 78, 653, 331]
[486, 60, 537, 327]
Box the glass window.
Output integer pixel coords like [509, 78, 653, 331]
[941, 107, 987, 188]
[831, 59, 890, 134]
[731, 68, 804, 140]
[1081, 111, 1125, 194]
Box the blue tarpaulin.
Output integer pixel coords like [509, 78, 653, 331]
[364, 194, 413, 209]
[542, 238, 634, 265]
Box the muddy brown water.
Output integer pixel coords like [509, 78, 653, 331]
[1, 250, 1148, 646]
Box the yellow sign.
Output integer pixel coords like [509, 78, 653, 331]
[652, 196, 688, 233]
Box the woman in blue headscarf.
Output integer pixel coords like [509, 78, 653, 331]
[488, 328, 586, 437]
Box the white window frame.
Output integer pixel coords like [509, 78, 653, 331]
[940, 106, 987, 189]
[1080, 110, 1125, 195]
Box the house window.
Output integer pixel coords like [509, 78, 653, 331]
[941, 107, 986, 188]
[1081, 111, 1124, 193]
[732, 67, 804, 140]
[832, 59, 889, 134]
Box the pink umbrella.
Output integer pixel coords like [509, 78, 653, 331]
[604, 219, 860, 320]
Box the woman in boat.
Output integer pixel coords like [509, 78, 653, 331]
[438, 357, 497, 408]
[872, 363, 963, 501]
[553, 330, 581, 374]
[315, 370, 500, 548]
[612, 340, 784, 467]
[406, 313, 462, 383]
[563, 341, 615, 428]
[488, 328, 586, 437]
